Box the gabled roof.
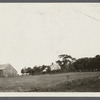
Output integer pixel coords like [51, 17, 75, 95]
[0, 63, 17, 72]
[50, 63, 61, 71]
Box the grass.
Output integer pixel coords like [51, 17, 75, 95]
[32, 77, 100, 92]
[0, 72, 100, 92]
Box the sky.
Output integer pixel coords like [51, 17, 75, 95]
[0, 3, 100, 74]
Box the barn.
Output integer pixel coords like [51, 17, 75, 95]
[0, 63, 18, 77]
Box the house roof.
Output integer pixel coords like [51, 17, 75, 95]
[42, 67, 48, 72]
[50, 63, 61, 71]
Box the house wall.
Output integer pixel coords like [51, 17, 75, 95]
[0, 70, 3, 77]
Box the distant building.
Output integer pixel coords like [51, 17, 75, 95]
[50, 63, 61, 71]
[42, 63, 61, 73]
[0, 63, 18, 77]
[42, 67, 48, 73]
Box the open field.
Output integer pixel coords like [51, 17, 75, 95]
[35, 77, 100, 92]
[0, 72, 100, 92]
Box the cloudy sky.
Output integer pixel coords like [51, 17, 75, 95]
[0, 3, 100, 74]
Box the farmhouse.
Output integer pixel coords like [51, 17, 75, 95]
[0, 63, 18, 77]
[50, 63, 61, 71]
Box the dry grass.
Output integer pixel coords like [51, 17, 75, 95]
[0, 72, 100, 92]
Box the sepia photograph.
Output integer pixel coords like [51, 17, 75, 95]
[0, 3, 100, 95]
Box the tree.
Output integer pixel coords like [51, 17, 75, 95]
[47, 66, 51, 73]
[58, 54, 75, 72]
[73, 55, 100, 72]
[26, 67, 32, 75]
[59, 54, 72, 61]
[33, 66, 41, 74]
[40, 65, 47, 71]
[21, 68, 24, 75]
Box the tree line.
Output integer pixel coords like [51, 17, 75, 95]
[21, 54, 100, 75]
[74, 55, 100, 72]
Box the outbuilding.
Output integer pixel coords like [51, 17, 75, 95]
[0, 63, 18, 77]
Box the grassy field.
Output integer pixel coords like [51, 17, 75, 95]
[34, 77, 100, 92]
[0, 72, 100, 92]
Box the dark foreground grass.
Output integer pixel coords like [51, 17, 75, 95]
[29, 77, 100, 92]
